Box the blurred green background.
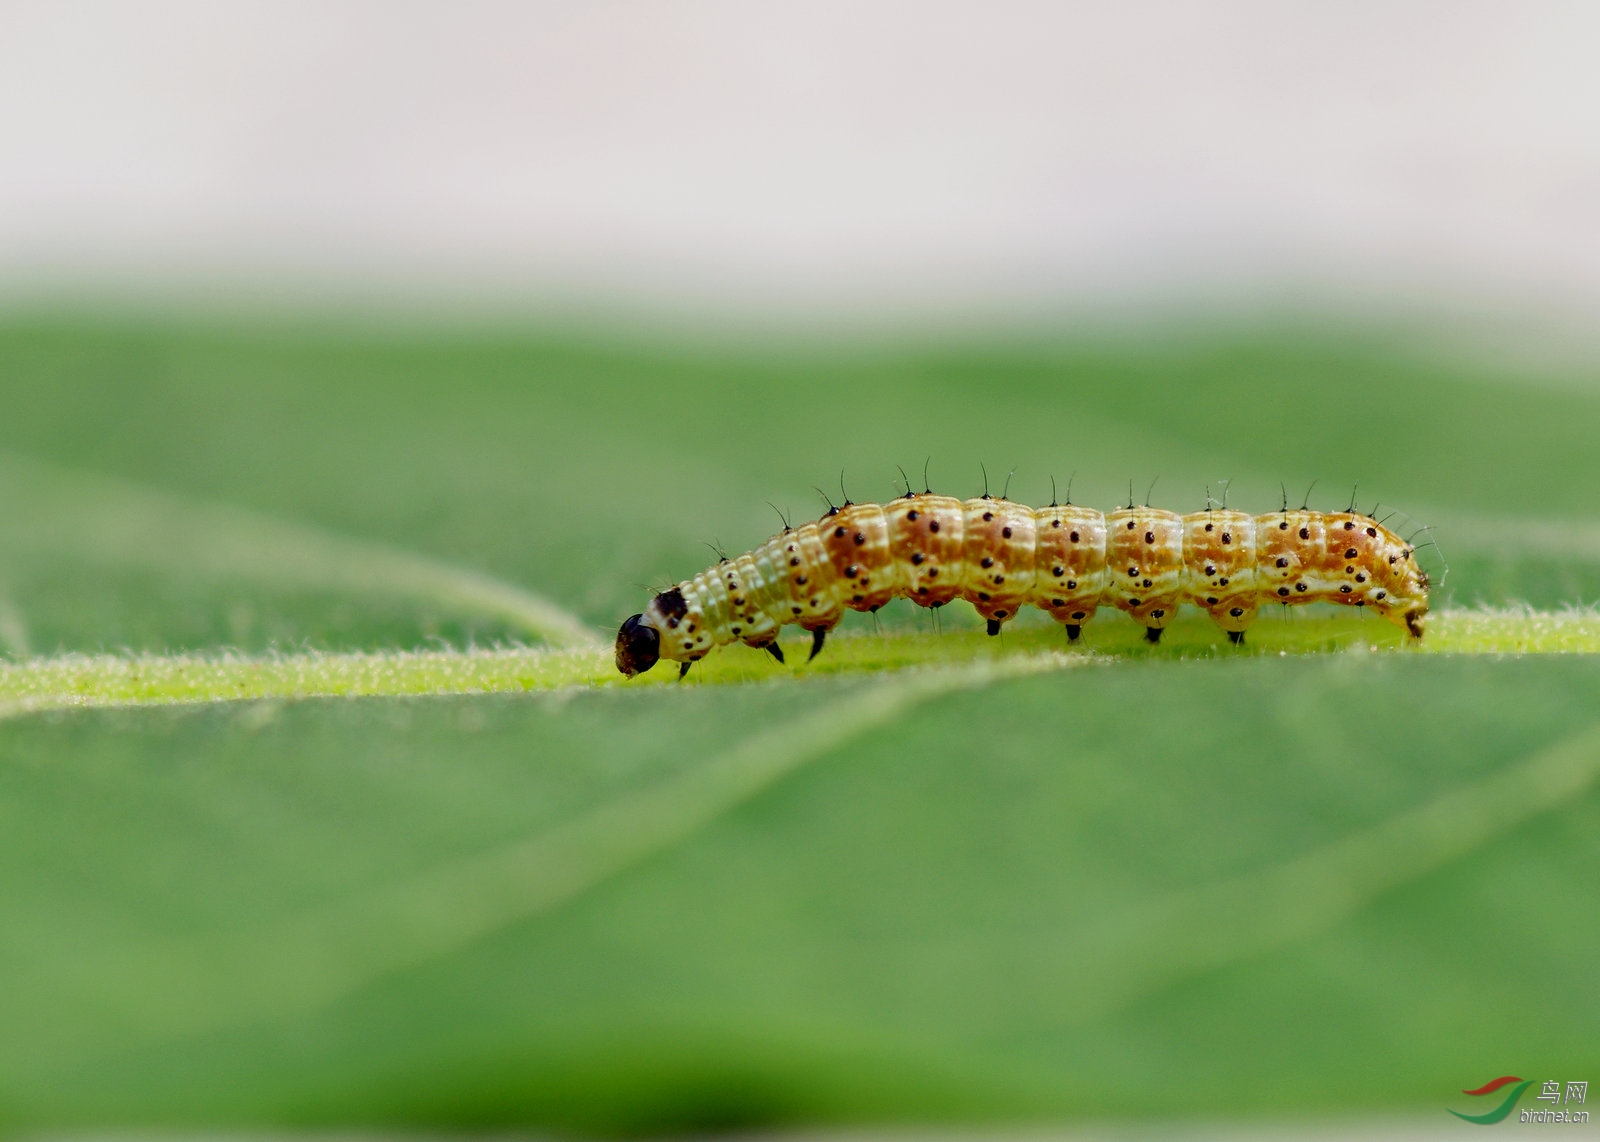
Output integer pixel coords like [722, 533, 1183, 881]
[0, 309, 1596, 1131]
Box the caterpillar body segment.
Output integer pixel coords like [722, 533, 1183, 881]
[1105, 507, 1184, 642]
[1181, 508, 1259, 636]
[613, 494, 1430, 677]
[1032, 504, 1109, 638]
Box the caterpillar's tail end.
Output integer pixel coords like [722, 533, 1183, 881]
[615, 613, 661, 677]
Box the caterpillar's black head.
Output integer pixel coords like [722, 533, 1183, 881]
[615, 613, 661, 677]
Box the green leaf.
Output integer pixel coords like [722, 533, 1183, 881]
[0, 312, 1597, 1131]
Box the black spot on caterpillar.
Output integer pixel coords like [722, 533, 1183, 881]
[613, 494, 1430, 677]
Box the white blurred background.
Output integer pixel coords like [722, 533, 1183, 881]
[3, 1, 1598, 324]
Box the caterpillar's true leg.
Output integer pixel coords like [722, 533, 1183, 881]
[678, 661, 692, 680]
[1227, 630, 1245, 645]
[985, 619, 1002, 636]
[809, 627, 827, 661]
[1144, 627, 1163, 644]
[1065, 624, 1081, 642]
[762, 641, 785, 664]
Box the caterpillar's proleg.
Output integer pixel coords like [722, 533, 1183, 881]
[614, 493, 1430, 676]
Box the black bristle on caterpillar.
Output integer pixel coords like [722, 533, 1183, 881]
[614, 487, 1430, 677]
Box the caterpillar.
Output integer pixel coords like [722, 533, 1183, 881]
[614, 488, 1431, 677]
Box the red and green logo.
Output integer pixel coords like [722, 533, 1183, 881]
[1449, 1076, 1534, 1124]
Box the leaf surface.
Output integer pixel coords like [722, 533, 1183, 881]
[0, 314, 1596, 1130]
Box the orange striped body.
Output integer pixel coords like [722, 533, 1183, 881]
[622, 494, 1429, 674]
